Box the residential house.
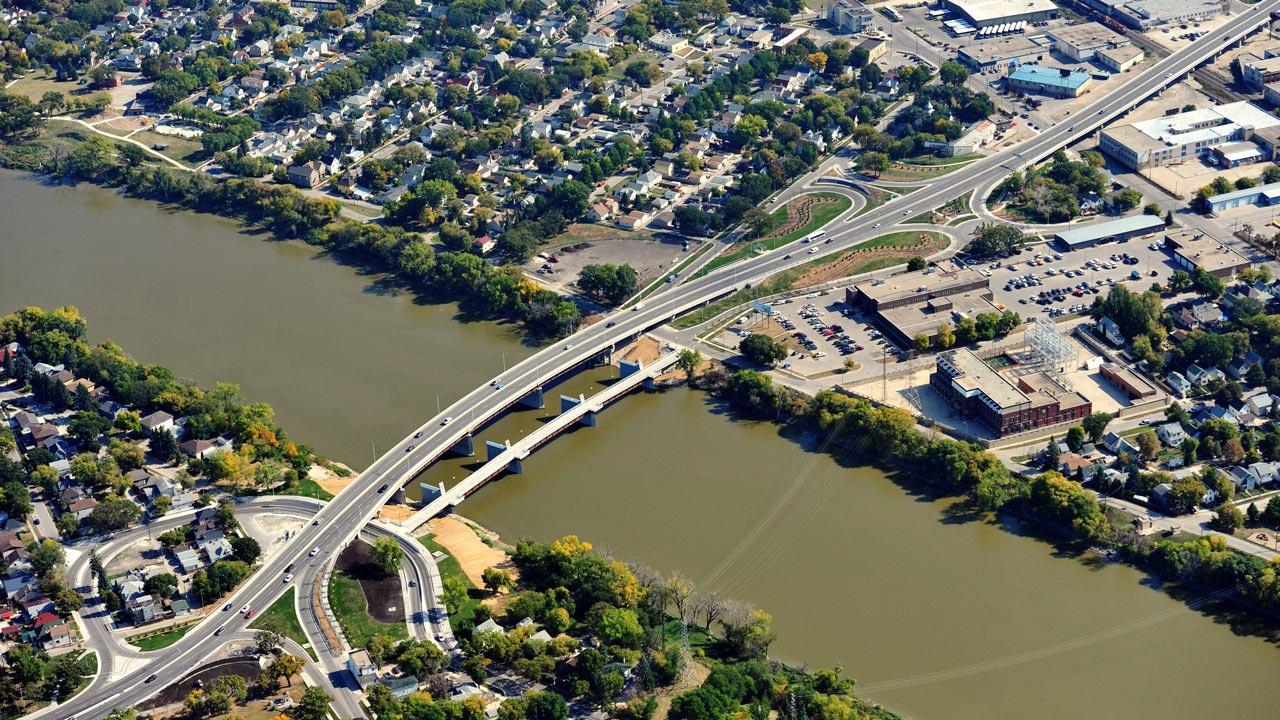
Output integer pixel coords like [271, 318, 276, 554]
[347, 649, 379, 687]
[287, 161, 327, 189]
[1097, 316, 1125, 346]
[1156, 422, 1188, 447]
[1166, 371, 1192, 398]
[140, 410, 175, 434]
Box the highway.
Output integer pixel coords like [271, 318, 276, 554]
[40, 4, 1280, 716]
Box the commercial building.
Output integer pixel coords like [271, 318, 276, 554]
[875, 291, 1005, 348]
[948, 119, 998, 155]
[1083, 0, 1222, 30]
[957, 35, 1048, 71]
[827, 0, 875, 33]
[931, 348, 1092, 437]
[943, 0, 1060, 28]
[1096, 45, 1144, 73]
[1006, 64, 1092, 97]
[1099, 362, 1158, 400]
[858, 36, 890, 64]
[1053, 214, 1166, 250]
[847, 266, 989, 313]
[1046, 23, 1129, 62]
[1163, 228, 1250, 278]
[1241, 53, 1280, 90]
[1204, 180, 1280, 212]
[1210, 141, 1265, 168]
[1098, 101, 1280, 170]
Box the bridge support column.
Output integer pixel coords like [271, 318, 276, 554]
[620, 359, 643, 378]
[392, 487, 407, 504]
[420, 480, 445, 503]
[520, 386, 545, 409]
[449, 433, 474, 457]
[643, 375, 657, 390]
[486, 439, 522, 474]
[582, 410, 597, 427]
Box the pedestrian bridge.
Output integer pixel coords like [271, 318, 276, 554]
[400, 349, 680, 532]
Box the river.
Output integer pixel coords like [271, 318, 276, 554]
[2, 171, 1278, 719]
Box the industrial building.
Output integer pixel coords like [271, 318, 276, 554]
[1053, 214, 1166, 250]
[1164, 228, 1250, 278]
[875, 292, 1005, 349]
[1082, 0, 1223, 30]
[1006, 64, 1093, 98]
[943, 0, 1060, 28]
[1204, 180, 1280, 213]
[1096, 44, 1144, 72]
[1046, 22, 1129, 62]
[1210, 141, 1265, 168]
[1098, 101, 1280, 170]
[847, 266, 990, 313]
[1099, 363, 1158, 400]
[827, 0, 875, 34]
[931, 349, 1092, 437]
[957, 35, 1048, 71]
[1240, 53, 1280, 90]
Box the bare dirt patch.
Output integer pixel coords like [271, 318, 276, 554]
[792, 233, 948, 287]
[336, 540, 405, 624]
[379, 503, 417, 523]
[426, 517, 514, 588]
[620, 335, 662, 366]
[653, 659, 710, 720]
[106, 536, 162, 575]
[141, 658, 263, 710]
[533, 224, 693, 286]
[253, 514, 307, 548]
[309, 463, 355, 496]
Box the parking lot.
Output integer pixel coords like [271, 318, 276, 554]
[714, 292, 905, 379]
[970, 235, 1179, 319]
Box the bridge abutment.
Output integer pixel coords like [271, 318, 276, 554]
[620, 359, 643, 378]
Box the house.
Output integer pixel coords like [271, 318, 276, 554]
[66, 497, 98, 522]
[1166, 371, 1192, 398]
[474, 618, 505, 635]
[472, 236, 496, 255]
[1227, 351, 1264, 380]
[347, 649, 379, 687]
[40, 622, 75, 651]
[179, 437, 232, 459]
[1156, 422, 1188, 447]
[287, 161, 327, 189]
[1097, 316, 1125, 346]
[1102, 431, 1139, 457]
[1060, 452, 1106, 481]
[140, 411, 175, 434]
[1230, 466, 1259, 492]
[173, 545, 203, 574]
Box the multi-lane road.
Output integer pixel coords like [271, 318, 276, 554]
[42, 4, 1280, 716]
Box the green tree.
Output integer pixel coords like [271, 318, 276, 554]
[1081, 412, 1115, 442]
[1211, 502, 1244, 532]
[482, 567, 513, 595]
[289, 686, 333, 720]
[371, 537, 404, 576]
[597, 607, 644, 648]
[1066, 425, 1086, 452]
[526, 691, 569, 720]
[577, 264, 638, 305]
[675, 349, 702, 381]
[738, 334, 786, 366]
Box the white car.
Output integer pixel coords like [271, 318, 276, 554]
[309, 548, 320, 557]
[283, 573, 293, 583]
[240, 604, 250, 614]
[440, 416, 453, 426]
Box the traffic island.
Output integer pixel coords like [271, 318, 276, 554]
[327, 540, 408, 648]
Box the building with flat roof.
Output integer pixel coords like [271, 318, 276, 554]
[1241, 54, 1280, 90]
[876, 291, 1004, 348]
[1099, 101, 1280, 170]
[1006, 64, 1093, 97]
[1047, 22, 1129, 62]
[943, 0, 1059, 28]
[1053, 214, 1166, 250]
[847, 266, 989, 313]
[931, 348, 1092, 437]
[1205, 180, 1280, 212]
[1097, 44, 1144, 72]
[827, 0, 875, 33]
[1210, 141, 1265, 168]
[1084, 0, 1222, 29]
[1163, 228, 1250, 278]
[957, 35, 1047, 71]
[1099, 362, 1158, 400]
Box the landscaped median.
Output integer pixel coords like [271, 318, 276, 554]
[673, 230, 949, 330]
[327, 540, 408, 648]
[127, 620, 199, 651]
[249, 587, 317, 660]
[696, 192, 852, 277]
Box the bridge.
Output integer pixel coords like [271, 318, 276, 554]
[43, 4, 1280, 716]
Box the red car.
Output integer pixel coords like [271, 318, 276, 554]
[244, 609, 255, 619]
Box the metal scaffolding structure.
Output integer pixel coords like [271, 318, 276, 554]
[1024, 320, 1078, 385]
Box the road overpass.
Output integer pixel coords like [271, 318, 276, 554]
[42, 4, 1280, 716]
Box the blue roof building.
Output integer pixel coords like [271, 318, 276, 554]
[1007, 64, 1093, 97]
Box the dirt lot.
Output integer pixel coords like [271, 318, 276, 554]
[620, 335, 662, 366]
[141, 658, 264, 710]
[106, 537, 162, 576]
[792, 231, 948, 287]
[309, 463, 354, 496]
[425, 516, 514, 588]
[336, 540, 405, 624]
[527, 224, 696, 288]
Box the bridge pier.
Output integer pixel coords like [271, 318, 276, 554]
[421, 480, 445, 503]
[486, 439, 522, 474]
[520, 386, 545, 409]
[392, 487, 407, 504]
[560, 394, 599, 427]
[620, 359, 643, 378]
[448, 433, 474, 457]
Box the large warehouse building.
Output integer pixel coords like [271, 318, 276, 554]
[931, 349, 1092, 437]
[1099, 101, 1280, 170]
[943, 0, 1060, 28]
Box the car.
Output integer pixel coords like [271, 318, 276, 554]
[146, 674, 157, 683]
[1140, 418, 1151, 425]
[312, 519, 319, 525]
[783, 254, 792, 259]
[284, 563, 294, 573]
[563, 343, 574, 350]
[310, 547, 320, 557]
[224, 602, 233, 611]
[214, 626, 224, 636]
[605, 321, 615, 328]
[405, 445, 414, 452]
[245, 610, 256, 619]
[414, 431, 422, 438]
[872, 223, 880, 228]
[283, 574, 293, 583]
[240, 604, 250, 614]
[493, 382, 504, 390]
[378, 484, 389, 493]
[440, 416, 453, 426]
[807, 247, 819, 254]
[409, 579, 417, 587]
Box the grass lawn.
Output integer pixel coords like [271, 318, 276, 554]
[249, 587, 316, 660]
[853, 231, 944, 251]
[285, 477, 334, 502]
[853, 185, 889, 217]
[418, 533, 483, 627]
[659, 619, 713, 653]
[128, 622, 196, 651]
[948, 214, 977, 225]
[328, 570, 408, 648]
[607, 51, 663, 80]
[7, 72, 84, 102]
[128, 129, 205, 165]
[699, 192, 851, 276]
[900, 153, 984, 166]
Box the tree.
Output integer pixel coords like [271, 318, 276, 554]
[738, 334, 786, 366]
[442, 575, 468, 614]
[577, 264, 638, 305]
[68, 410, 110, 447]
[939, 61, 968, 86]
[856, 151, 890, 177]
[231, 536, 261, 564]
[144, 573, 178, 598]
[1136, 430, 1160, 461]
[1248, 501, 1261, 525]
[1264, 496, 1280, 528]
[482, 567, 513, 595]
[1110, 188, 1142, 211]
[526, 691, 569, 720]
[1066, 425, 1086, 452]
[907, 256, 927, 271]
[1165, 476, 1208, 515]
[1181, 437, 1199, 465]
[289, 686, 333, 720]
[90, 494, 141, 532]
[262, 653, 305, 688]
[1212, 502, 1244, 531]
[371, 537, 404, 576]
[1143, 203, 1161, 216]
[255, 630, 284, 656]
[1081, 412, 1114, 442]
[912, 332, 930, 352]
[675, 349, 702, 381]
[598, 607, 644, 648]
[29, 539, 65, 577]
[1044, 435, 1061, 470]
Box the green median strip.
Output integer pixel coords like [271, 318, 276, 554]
[127, 622, 198, 651]
[696, 192, 852, 277]
[249, 587, 317, 661]
[417, 533, 482, 628]
[327, 572, 407, 649]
